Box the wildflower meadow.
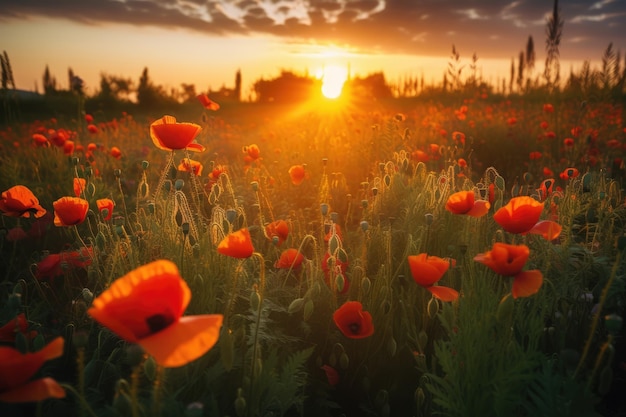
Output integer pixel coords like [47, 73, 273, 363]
[1, 66, 626, 417]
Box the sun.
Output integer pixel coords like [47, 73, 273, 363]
[319, 65, 348, 99]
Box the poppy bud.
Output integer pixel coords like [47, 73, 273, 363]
[249, 287, 260, 311]
[250, 181, 259, 192]
[320, 203, 329, 216]
[72, 157, 79, 166]
[304, 299, 314, 321]
[361, 200, 368, 209]
[361, 276, 371, 295]
[322, 158, 328, 166]
[175, 179, 184, 191]
[148, 202, 155, 214]
[427, 297, 439, 317]
[335, 274, 345, 293]
[143, 356, 157, 381]
[113, 381, 133, 416]
[497, 293, 514, 324]
[114, 169, 121, 178]
[339, 352, 349, 369]
[288, 297, 305, 314]
[234, 390, 247, 417]
[372, 187, 378, 196]
[185, 402, 204, 417]
[424, 213, 433, 225]
[605, 313, 623, 335]
[331, 212, 339, 223]
[415, 387, 426, 410]
[142, 160, 149, 170]
[226, 209, 237, 223]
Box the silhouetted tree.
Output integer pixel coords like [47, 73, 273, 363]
[235, 69, 242, 102]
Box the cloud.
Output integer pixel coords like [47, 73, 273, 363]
[0, 0, 624, 59]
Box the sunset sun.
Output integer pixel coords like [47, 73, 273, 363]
[319, 65, 348, 99]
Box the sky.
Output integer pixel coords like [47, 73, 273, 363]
[0, 0, 624, 99]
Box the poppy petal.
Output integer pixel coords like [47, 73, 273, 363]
[426, 286, 459, 302]
[466, 199, 490, 217]
[512, 270, 543, 298]
[0, 336, 64, 391]
[138, 315, 223, 367]
[528, 220, 562, 241]
[0, 377, 65, 403]
[217, 228, 254, 258]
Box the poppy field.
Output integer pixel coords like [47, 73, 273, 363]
[0, 90, 625, 417]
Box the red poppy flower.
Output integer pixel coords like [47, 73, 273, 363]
[507, 117, 517, 126]
[35, 246, 93, 281]
[275, 248, 304, 269]
[324, 223, 343, 243]
[265, 220, 289, 246]
[110, 146, 122, 159]
[63, 140, 75, 155]
[539, 121, 549, 130]
[53, 197, 89, 226]
[321, 365, 339, 386]
[474, 243, 543, 298]
[452, 131, 466, 145]
[411, 150, 429, 163]
[322, 252, 350, 294]
[333, 301, 374, 339]
[528, 220, 562, 241]
[88, 260, 223, 367]
[0, 337, 65, 403]
[96, 198, 114, 221]
[407, 253, 458, 301]
[87, 124, 98, 134]
[6, 227, 28, 242]
[0, 314, 30, 343]
[49, 129, 68, 147]
[150, 115, 204, 152]
[243, 144, 261, 164]
[559, 167, 579, 180]
[563, 138, 574, 148]
[217, 228, 254, 258]
[87, 143, 97, 152]
[445, 191, 490, 217]
[288, 165, 306, 185]
[197, 94, 220, 111]
[493, 196, 544, 234]
[529, 151, 542, 160]
[543, 103, 554, 113]
[178, 159, 203, 176]
[32, 133, 49, 146]
[85, 114, 94, 123]
[73, 178, 86, 197]
[0, 185, 47, 218]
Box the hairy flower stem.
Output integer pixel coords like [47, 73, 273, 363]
[575, 250, 621, 377]
[248, 252, 266, 413]
[152, 365, 164, 417]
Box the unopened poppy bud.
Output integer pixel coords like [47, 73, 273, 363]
[148, 202, 155, 214]
[249, 287, 260, 311]
[7, 293, 21, 311]
[372, 187, 378, 196]
[304, 299, 314, 321]
[415, 387, 426, 410]
[497, 293, 514, 323]
[85, 166, 93, 177]
[320, 203, 329, 216]
[424, 213, 434, 225]
[114, 169, 121, 178]
[339, 352, 349, 369]
[335, 274, 345, 293]
[381, 300, 391, 314]
[226, 209, 237, 223]
[234, 392, 247, 417]
[288, 297, 305, 314]
[82, 288, 93, 303]
[181, 222, 190, 235]
[250, 181, 259, 192]
[143, 355, 157, 381]
[361, 200, 368, 209]
[72, 157, 79, 166]
[142, 160, 149, 170]
[185, 402, 204, 417]
[331, 212, 339, 223]
[113, 385, 133, 416]
[164, 181, 171, 192]
[523, 172, 533, 183]
[175, 179, 184, 191]
[384, 175, 391, 187]
[359, 220, 369, 232]
[361, 277, 371, 295]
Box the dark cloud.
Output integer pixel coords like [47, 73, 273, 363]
[0, 0, 623, 60]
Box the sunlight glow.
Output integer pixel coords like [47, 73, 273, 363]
[320, 65, 348, 99]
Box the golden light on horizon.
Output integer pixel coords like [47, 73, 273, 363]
[319, 65, 348, 99]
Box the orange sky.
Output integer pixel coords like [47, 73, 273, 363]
[1, 1, 623, 98]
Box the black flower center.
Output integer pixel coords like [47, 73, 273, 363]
[146, 313, 174, 334]
[349, 323, 361, 334]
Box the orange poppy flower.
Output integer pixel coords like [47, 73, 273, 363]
[275, 248, 305, 269]
[528, 220, 562, 241]
[63, 140, 75, 155]
[243, 144, 261, 164]
[473, 243, 529, 276]
[96, 198, 114, 221]
[110, 146, 122, 159]
[288, 165, 306, 185]
[333, 301, 374, 339]
[178, 159, 203, 176]
[445, 191, 490, 217]
[53, 197, 89, 226]
[407, 253, 458, 301]
[265, 220, 289, 246]
[73, 178, 86, 197]
[197, 94, 220, 111]
[474, 243, 543, 298]
[0, 337, 65, 403]
[88, 260, 223, 367]
[493, 196, 544, 234]
[559, 167, 579, 180]
[87, 124, 98, 134]
[32, 133, 49, 146]
[150, 115, 204, 152]
[452, 131, 466, 145]
[35, 246, 93, 281]
[217, 228, 254, 258]
[0, 185, 47, 218]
